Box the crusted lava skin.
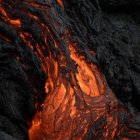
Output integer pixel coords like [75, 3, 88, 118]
[0, 0, 140, 140]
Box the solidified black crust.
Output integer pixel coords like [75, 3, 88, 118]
[0, 0, 140, 139]
[63, 0, 140, 110]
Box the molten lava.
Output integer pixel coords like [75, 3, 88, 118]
[0, 0, 140, 140]
[29, 42, 118, 139]
[28, 38, 130, 139]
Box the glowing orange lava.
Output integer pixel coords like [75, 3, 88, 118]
[57, 0, 64, 8]
[0, 1, 140, 139]
[29, 40, 120, 139]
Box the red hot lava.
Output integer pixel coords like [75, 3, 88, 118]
[29, 41, 121, 139]
[0, 0, 140, 140]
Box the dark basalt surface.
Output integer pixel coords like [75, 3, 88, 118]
[0, 0, 140, 139]
[63, 0, 140, 110]
[97, 1, 140, 110]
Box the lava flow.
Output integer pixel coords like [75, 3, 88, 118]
[0, 0, 140, 140]
[29, 39, 120, 139]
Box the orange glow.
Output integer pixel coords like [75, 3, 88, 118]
[1, 1, 140, 140]
[0, 7, 7, 17]
[29, 39, 120, 139]
[70, 47, 101, 97]
[57, 0, 64, 8]
[9, 19, 21, 27]
[0, 7, 21, 27]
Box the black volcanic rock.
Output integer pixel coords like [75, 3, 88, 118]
[0, 0, 140, 139]
[63, 0, 140, 110]
[96, 0, 140, 110]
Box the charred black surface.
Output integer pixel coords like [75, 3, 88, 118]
[0, 1, 47, 139]
[63, 0, 140, 110]
[0, 0, 140, 139]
